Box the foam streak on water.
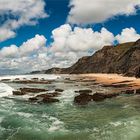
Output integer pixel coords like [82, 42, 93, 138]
[0, 83, 13, 97]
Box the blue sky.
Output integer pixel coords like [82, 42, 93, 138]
[0, 0, 140, 74]
[0, 0, 70, 48]
[1, 0, 140, 48]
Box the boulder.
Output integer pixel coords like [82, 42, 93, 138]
[13, 90, 26, 95]
[92, 93, 105, 102]
[29, 92, 60, 104]
[74, 92, 120, 105]
[74, 93, 93, 105]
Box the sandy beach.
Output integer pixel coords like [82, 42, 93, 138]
[79, 73, 140, 89]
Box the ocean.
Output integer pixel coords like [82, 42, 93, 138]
[0, 74, 140, 140]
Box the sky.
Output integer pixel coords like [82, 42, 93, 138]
[0, 0, 140, 74]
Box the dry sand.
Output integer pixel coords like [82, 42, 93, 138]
[79, 73, 140, 89]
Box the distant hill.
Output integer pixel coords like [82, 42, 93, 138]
[31, 39, 140, 77]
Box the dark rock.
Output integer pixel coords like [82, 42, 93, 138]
[75, 89, 92, 94]
[29, 93, 59, 104]
[135, 67, 140, 78]
[112, 80, 132, 84]
[36, 92, 60, 98]
[31, 78, 39, 80]
[1, 79, 11, 82]
[29, 97, 38, 102]
[101, 84, 128, 88]
[13, 91, 26, 95]
[133, 39, 140, 46]
[13, 80, 51, 84]
[29, 92, 60, 104]
[74, 93, 93, 105]
[65, 78, 70, 80]
[92, 93, 105, 102]
[50, 92, 61, 97]
[74, 92, 120, 105]
[122, 89, 140, 94]
[104, 93, 120, 98]
[123, 89, 135, 94]
[36, 94, 50, 98]
[55, 89, 64, 92]
[41, 78, 45, 81]
[15, 78, 20, 81]
[42, 97, 59, 103]
[136, 89, 140, 94]
[13, 88, 48, 96]
[20, 88, 48, 93]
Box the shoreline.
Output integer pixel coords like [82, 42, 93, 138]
[78, 73, 140, 89]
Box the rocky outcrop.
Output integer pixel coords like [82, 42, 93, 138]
[122, 89, 140, 94]
[20, 88, 48, 93]
[13, 88, 48, 95]
[42, 39, 140, 77]
[74, 92, 119, 105]
[29, 92, 60, 104]
[75, 89, 92, 94]
[135, 67, 140, 78]
[74, 93, 93, 105]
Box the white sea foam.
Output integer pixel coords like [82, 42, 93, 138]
[48, 116, 67, 132]
[110, 121, 122, 127]
[0, 83, 14, 97]
[17, 112, 33, 118]
[0, 74, 61, 81]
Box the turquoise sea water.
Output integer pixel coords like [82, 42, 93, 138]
[0, 75, 140, 140]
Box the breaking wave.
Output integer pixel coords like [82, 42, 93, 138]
[0, 83, 13, 97]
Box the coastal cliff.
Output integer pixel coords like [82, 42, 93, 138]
[32, 39, 140, 77]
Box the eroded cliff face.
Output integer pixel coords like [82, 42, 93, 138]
[43, 39, 140, 77]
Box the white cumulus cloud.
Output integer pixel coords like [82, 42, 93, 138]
[116, 27, 140, 43]
[0, 45, 18, 58]
[0, 28, 16, 42]
[0, 0, 48, 42]
[51, 24, 114, 52]
[19, 34, 47, 56]
[67, 0, 140, 24]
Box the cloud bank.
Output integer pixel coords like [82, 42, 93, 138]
[0, 24, 140, 74]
